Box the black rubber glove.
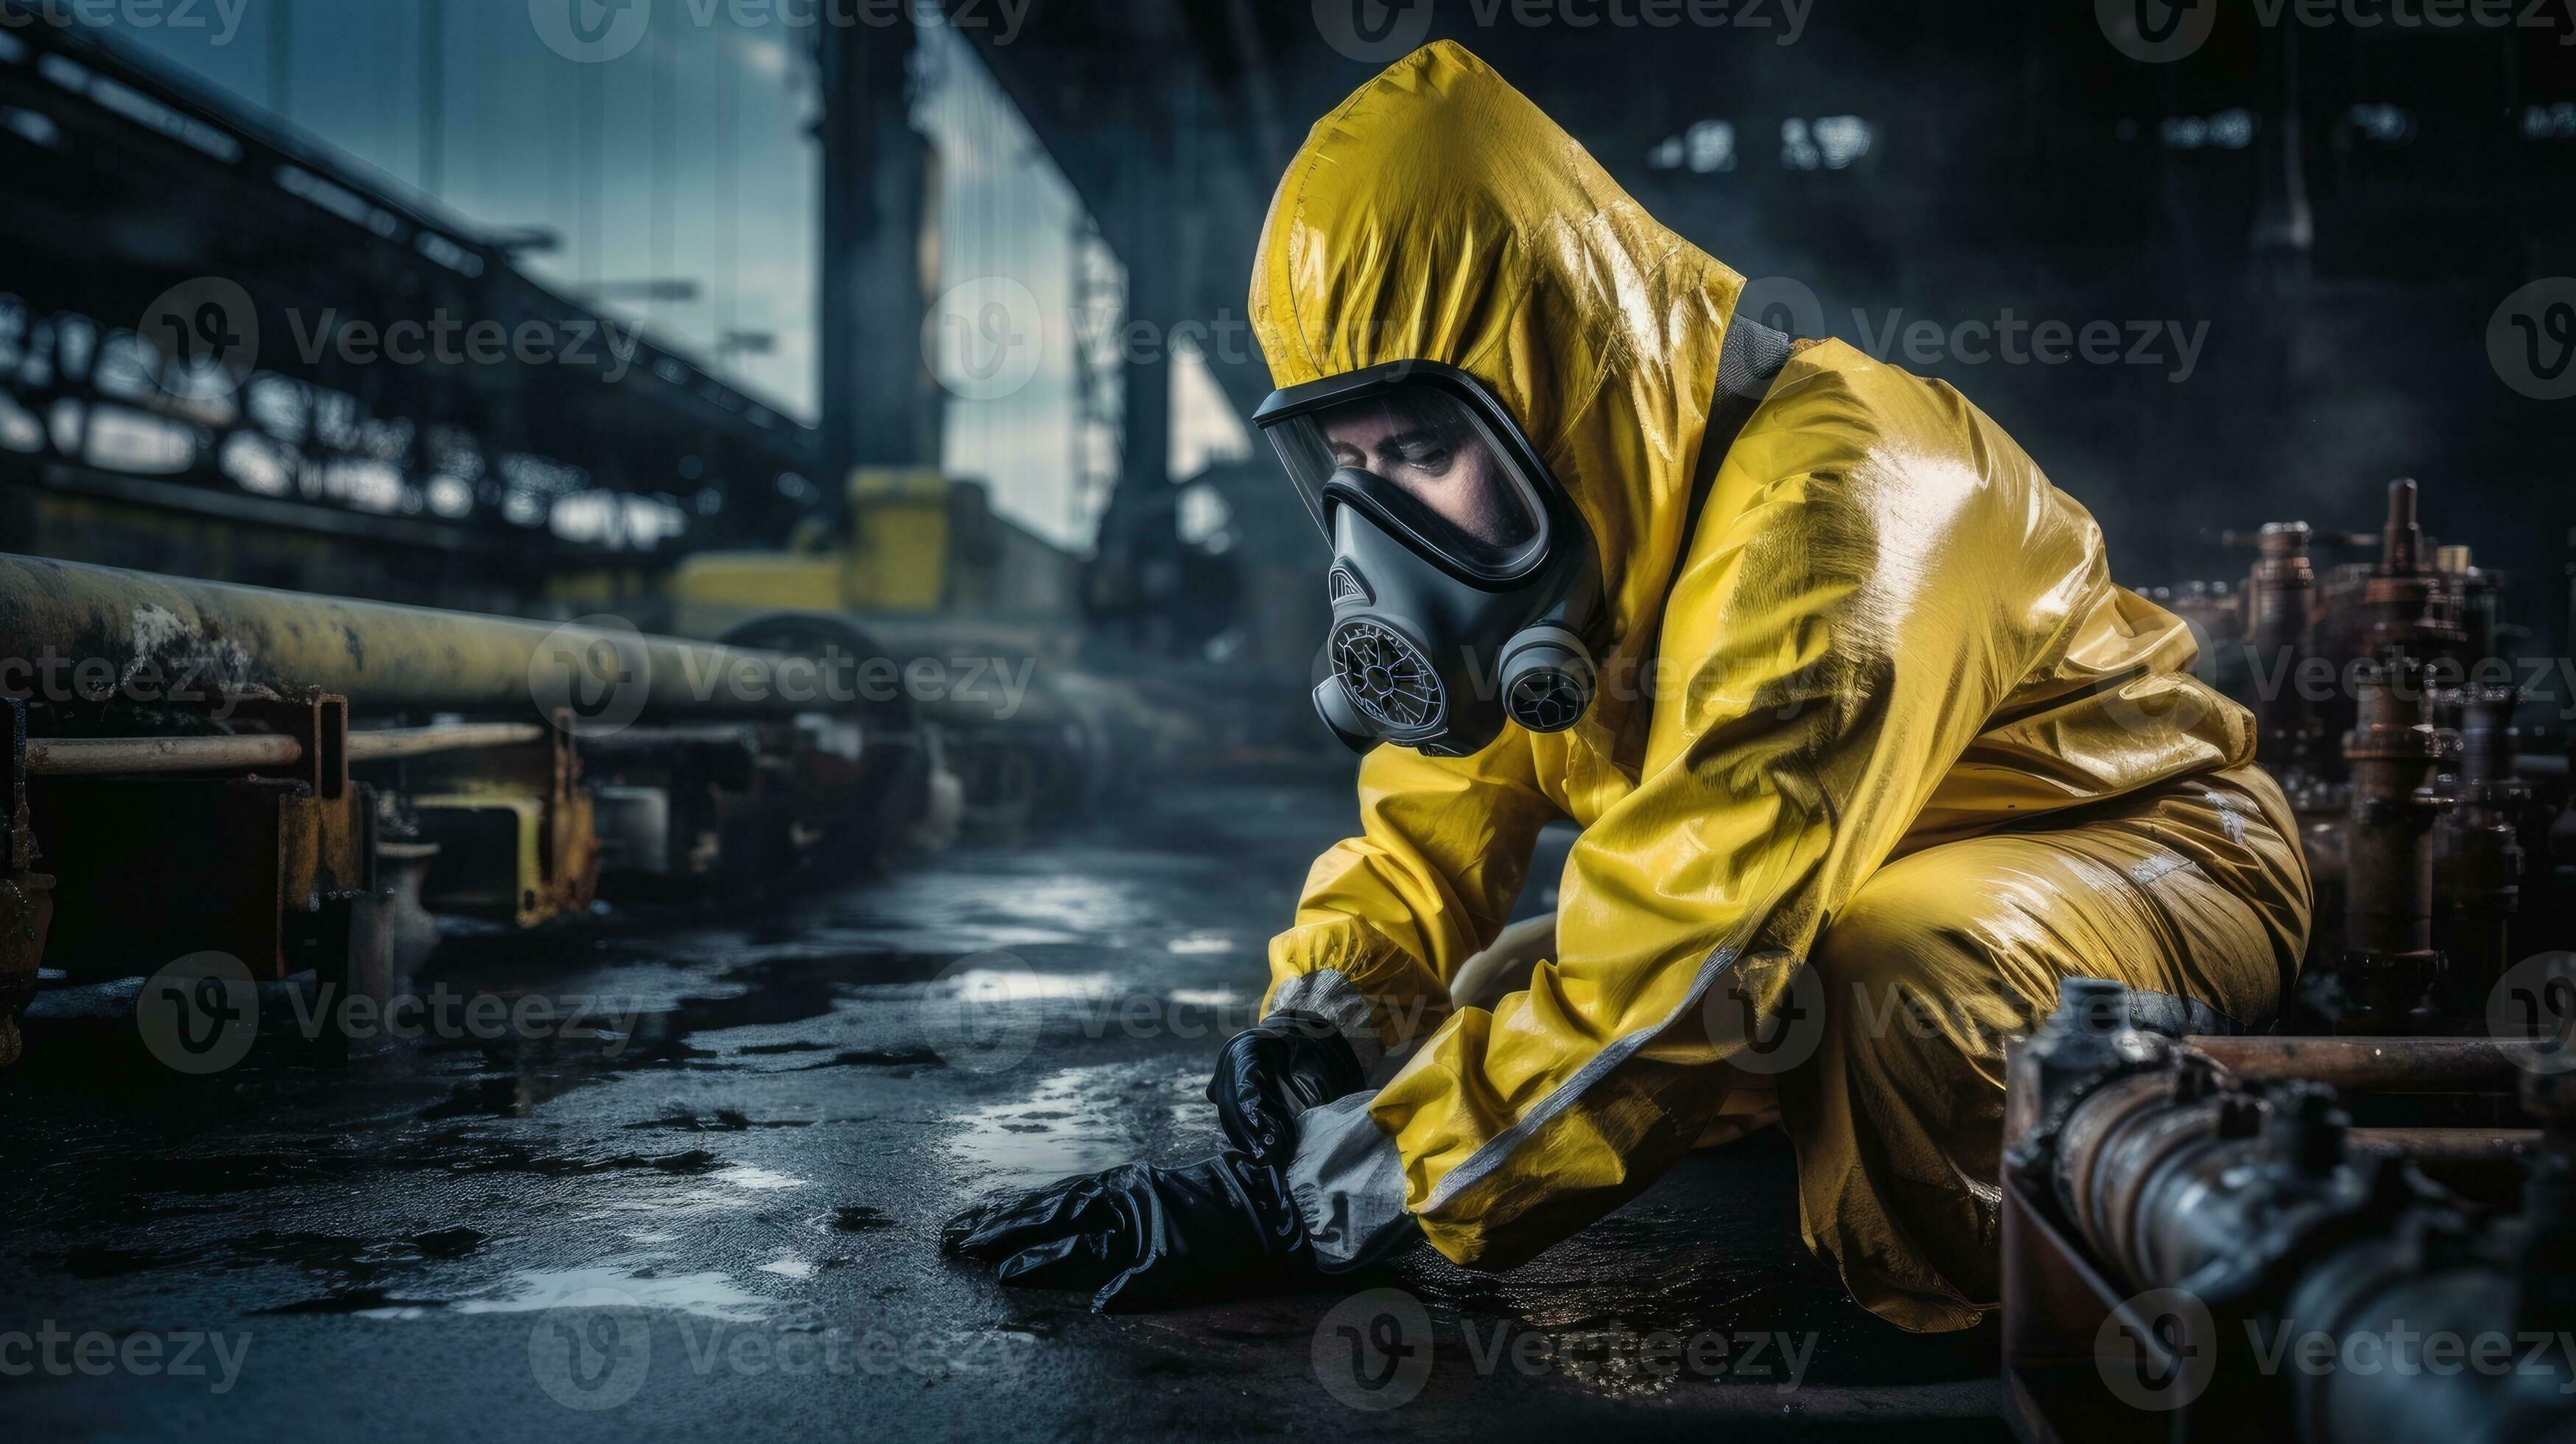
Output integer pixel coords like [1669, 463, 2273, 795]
[1207, 1010, 1366, 1164]
[941, 1153, 1310, 1312]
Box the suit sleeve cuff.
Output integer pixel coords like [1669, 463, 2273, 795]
[1282, 1090, 1419, 1272]
[1266, 969, 1389, 1073]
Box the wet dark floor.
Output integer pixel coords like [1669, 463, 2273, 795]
[0, 777, 2003, 1441]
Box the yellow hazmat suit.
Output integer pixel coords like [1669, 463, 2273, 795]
[1256, 43, 2311, 1332]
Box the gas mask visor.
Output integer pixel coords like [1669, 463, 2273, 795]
[1253, 362, 1600, 759]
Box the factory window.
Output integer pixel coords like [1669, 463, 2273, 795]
[1, 106, 57, 148]
[1781, 116, 1873, 172]
[0, 390, 41, 453]
[217, 431, 289, 498]
[81, 404, 194, 475]
[2345, 104, 2416, 145]
[315, 458, 406, 515]
[115, 0, 826, 422]
[550, 489, 688, 548]
[1177, 481, 1232, 553]
[2161, 109, 2259, 151]
[1689, 121, 1739, 173]
[1650, 120, 1737, 174]
[1171, 335, 1252, 483]
[424, 474, 475, 519]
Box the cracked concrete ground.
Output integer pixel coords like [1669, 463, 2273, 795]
[0, 775, 2004, 1441]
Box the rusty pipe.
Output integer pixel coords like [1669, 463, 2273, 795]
[346, 723, 547, 762]
[2185, 1035, 2521, 1093]
[29, 723, 552, 774]
[26, 734, 304, 775]
[2346, 1126, 2544, 1163]
[0, 553, 815, 718]
[2250, 521, 2317, 768]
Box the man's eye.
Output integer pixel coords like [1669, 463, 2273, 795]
[1392, 444, 1453, 471]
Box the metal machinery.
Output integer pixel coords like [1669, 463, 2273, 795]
[2004, 481, 2576, 1442]
[0, 551, 1156, 1069]
[2151, 478, 2564, 1031]
[2004, 980, 2576, 1443]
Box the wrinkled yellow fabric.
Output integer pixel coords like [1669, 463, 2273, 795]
[1253, 42, 2311, 1331]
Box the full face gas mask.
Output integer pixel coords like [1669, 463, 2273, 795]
[1252, 361, 1603, 758]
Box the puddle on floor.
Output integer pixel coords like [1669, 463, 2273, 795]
[942, 1062, 1207, 1190]
[452, 1263, 770, 1321]
[569, 1159, 810, 1223]
[1163, 987, 1252, 1009]
[712, 1164, 806, 1192]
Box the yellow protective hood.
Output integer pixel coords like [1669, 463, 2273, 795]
[1249, 41, 1743, 654]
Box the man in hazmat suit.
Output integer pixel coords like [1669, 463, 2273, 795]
[946, 41, 2310, 1333]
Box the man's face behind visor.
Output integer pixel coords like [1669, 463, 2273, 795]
[1317, 393, 1534, 555]
[1266, 384, 1547, 580]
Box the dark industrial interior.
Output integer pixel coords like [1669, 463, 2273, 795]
[3, 1, 2575, 1440]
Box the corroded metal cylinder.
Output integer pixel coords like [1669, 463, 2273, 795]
[2250, 520, 2317, 770]
[2438, 684, 2528, 1011]
[2052, 1065, 2362, 1297]
[2338, 657, 2454, 1031]
[0, 553, 807, 717]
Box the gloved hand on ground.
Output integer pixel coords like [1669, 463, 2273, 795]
[1206, 1011, 1365, 1164]
[941, 1152, 1313, 1311]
